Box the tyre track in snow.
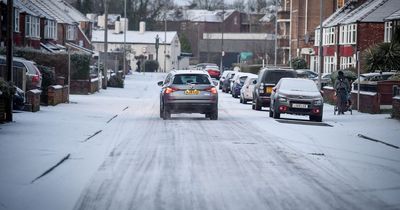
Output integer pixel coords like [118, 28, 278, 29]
[74, 75, 389, 210]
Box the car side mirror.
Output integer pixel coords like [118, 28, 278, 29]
[272, 87, 277, 92]
[213, 81, 219, 86]
[157, 81, 164, 86]
[320, 90, 324, 97]
[252, 80, 257, 84]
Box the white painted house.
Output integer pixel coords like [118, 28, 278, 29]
[91, 22, 186, 72]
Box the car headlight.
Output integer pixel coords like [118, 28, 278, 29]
[314, 99, 323, 105]
[278, 97, 287, 102]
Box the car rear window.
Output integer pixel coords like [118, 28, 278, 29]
[239, 76, 248, 84]
[172, 74, 211, 85]
[263, 71, 296, 84]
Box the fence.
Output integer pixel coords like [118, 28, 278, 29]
[0, 64, 27, 91]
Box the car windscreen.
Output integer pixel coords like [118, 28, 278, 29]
[239, 76, 248, 84]
[280, 79, 319, 92]
[172, 74, 211, 85]
[263, 71, 296, 84]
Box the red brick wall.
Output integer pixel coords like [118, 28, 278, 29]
[357, 23, 384, 73]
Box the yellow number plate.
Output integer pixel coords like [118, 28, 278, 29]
[185, 89, 200, 95]
[266, 87, 273, 94]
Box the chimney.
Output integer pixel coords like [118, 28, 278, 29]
[139, 21, 146, 34]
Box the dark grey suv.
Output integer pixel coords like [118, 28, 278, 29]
[158, 70, 218, 120]
[252, 68, 297, 110]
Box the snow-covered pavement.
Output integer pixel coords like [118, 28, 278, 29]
[0, 73, 399, 210]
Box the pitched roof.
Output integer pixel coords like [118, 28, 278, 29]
[342, 0, 400, 24]
[385, 9, 400, 21]
[322, 0, 400, 27]
[161, 9, 236, 22]
[30, 0, 75, 24]
[92, 30, 178, 45]
[23, 0, 55, 20]
[50, 0, 90, 22]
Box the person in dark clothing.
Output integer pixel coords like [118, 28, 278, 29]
[334, 71, 350, 114]
[136, 60, 141, 72]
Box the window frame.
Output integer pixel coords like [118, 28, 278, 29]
[384, 21, 392, 43]
[14, 8, 20, 32]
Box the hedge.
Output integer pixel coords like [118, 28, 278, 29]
[0, 47, 91, 81]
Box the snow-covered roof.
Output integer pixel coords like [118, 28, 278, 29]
[24, 0, 56, 20]
[50, 0, 90, 22]
[385, 9, 400, 21]
[161, 9, 236, 22]
[92, 30, 178, 44]
[342, 0, 400, 24]
[322, 0, 400, 27]
[1, 0, 40, 16]
[30, 0, 75, 24]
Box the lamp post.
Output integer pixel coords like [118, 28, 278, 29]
[318, 0, 323, 90]
[5, 0, 14, 121]
[274, 0, 278, 67]
[220, 4, 225, 72]
[103, 0, 108, 89]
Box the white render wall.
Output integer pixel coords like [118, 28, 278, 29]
[92, 34, 186, 72]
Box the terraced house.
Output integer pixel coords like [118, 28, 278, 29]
[311, 0, 400, 74]
[0, 0, 93, 53]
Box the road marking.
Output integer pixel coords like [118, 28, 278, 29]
[357, 134, 399, 149]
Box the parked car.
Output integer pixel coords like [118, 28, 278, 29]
[205, 65, 221, 79]
[252, 68, 297, 110]
[231, 72, 257, 98]
[13, 86, 25, 110]
[196, 63, 218, 70]
[0, 56, 42, 90]
[219, 70, 233, 90]
[269, 78, 324, 122]
[222, 71, 236, 93]
[296, 69, 318, 79]
[352, 71, 397, 91]
[158, 70, 218, 120]
[240, 75, 258, 104]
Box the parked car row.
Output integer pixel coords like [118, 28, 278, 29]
[220, 67, 324, 122]
[0, 56, 43, 111]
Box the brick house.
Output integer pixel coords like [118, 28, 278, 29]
[311, 0, 400, 74]
[384, 9, 400, 43]
[0, 0, 92, 52]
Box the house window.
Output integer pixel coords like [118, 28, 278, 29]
[14, 8, 20, 32]
[384, 21, 392, 43]
[324, 56, 336, 73]
[339, 24, 357, 45]
[323, 27, 335, 46]
[314, 29, 321, 46]
[45, 20, 57, 39]
[25, 15, 40, 38]
[340, 56, 355, 70]
[66, 25, 76, 40]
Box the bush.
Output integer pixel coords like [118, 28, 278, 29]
[108, 75, 124, 88]
[37, 66, 56, 90]
[388, 74, 400, 81]
[330, 69, 357, 85]
[290, 57, 308, 69]
[0, 78, 15, 98]
[144, 60, 159, 72]
[0, 47, 91, 81]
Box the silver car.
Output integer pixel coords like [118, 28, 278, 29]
[270, 78, 324, 122]
[240, 76, 257, 104]
[158, 70, 219, 120]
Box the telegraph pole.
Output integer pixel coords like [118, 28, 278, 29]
[274, 0, 278, 66]
[164, 16, 167, 72]
[103, 0, 108, 89]
[123, 0, 127, 76]
[220, 3, 225, 72]
[318, 0, 323, 90]
[5, 0, 14, 122]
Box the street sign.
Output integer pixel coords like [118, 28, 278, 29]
[240, 52, 253, 60]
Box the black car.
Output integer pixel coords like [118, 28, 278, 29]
[158, 70, 218, 120]
[221, 72, 235, 93]
[252, 68, 297, 110]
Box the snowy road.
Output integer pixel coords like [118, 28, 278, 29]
[1, 73, 400, 210]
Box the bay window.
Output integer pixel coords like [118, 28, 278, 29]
[45, 20, 57, 39]
[14, 8, 20, 32]
[25, 15, 40, 38]
[339, 24, 357, 45]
